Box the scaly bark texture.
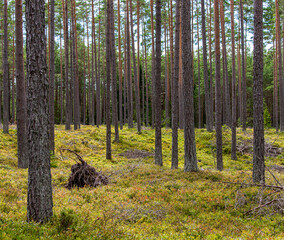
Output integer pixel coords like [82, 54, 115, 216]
[253, 0, 264, 183]
[155, 0, 163, 166]
[49, 0, 55, 152]
[214, 0, 223, 171]
[26, 0, 53, 222]
[16, 0, 27, 168]
[182, 0, 197, 172]
[3, 0, 9, 134]
[171, 0, 180, 169]
[150, 0, 155, 128]
[230, 0, 237, 160]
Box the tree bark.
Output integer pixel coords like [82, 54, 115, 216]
[110, 0, 119, 141]
[49, 0, 55, 152]
[253, 0, 264, 183]
[118, 0, 123, 130]
[275, 0, 284, 131]
[201, 0, 212, 132]
[171, 0, 180, 169]
[240, 0, 247, 131]
[214, 0, 223, 171]
[26, 0, 53, 222]
[155, 0, 163, 166]
[130, 0, 141, 133]
[15, 0, 27, 168]
[3, 0, 9, 134]
[230, 0, 237, 160]
[182, 0, 198, 172]
[220, 0, 231, 127]
[150, 0, 155, 128]
[106, 0, 112, 159]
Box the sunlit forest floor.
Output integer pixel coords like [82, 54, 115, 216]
[0, 125, 283, 239]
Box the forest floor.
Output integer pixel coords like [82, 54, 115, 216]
[0, 125, 283, 239]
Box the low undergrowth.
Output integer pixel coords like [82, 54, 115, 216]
[0, 125, 283, 239]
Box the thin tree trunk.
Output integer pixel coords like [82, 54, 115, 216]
[106, 0, 112, 159]
[165, 24, 169, 128]
[63, 0, 70, 130]
[97, 5, 101, 126]
[220, 0, 231, 127]
[230, 0, 237, 160]
[110, 0, 119, 141]
[26, 0, 53, 222]
[202, 0, 212, 132]
[237, 22, 242, 124]
[253, 0, 264, 183]
[151, 0, 155, 128]
[178, 22, 184, 129]
[11, 29, 15, 124]
[197, 5, 201, 128]
[145, 34, 149, 127]
[60, 28, 64, 124]
[171, 0, 180, 169]
[240, 0, 246, 131]
[15, 0, 27, 168]
[49, 0, 55, 152]
[3, 0, 9, 134]
[126, 0, 133, 128]
[276, 0, 284, 131]
[214, 0, 223, 171]
[118, 0, 123, 130]
[90, 0, 95, 126]
[182, 0, 198, 172]
[130, 0, 141, 133]
[155, 0, 163, 166]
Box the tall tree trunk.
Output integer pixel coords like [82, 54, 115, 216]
[118, 0, 123, 130]
[49, 0, 55, 152]
[150, 0, 155, 128]
[86, 11, 91, 124]
[230, 0, 237, 160]
[26, 0, 53, 222]
[208, 0, 214, 128]
[3, 0, 9, 134]
[171, 0, 180, 169]
[165, 24, 170, 128]
[97, 5, 101, 126]
[253, 0, 264, 183]
[15, 0, 27, 168]
[240, 0, 246, 131]
[274, 41, 279, 131]
[170, 0, 174, 128]
[155, 0, 163, 166]
[126, 0, 133, 128]
[214, 0, 223, 171]
[202, 0, 212, 132]
[237, 22, 242, 123]
[130, 0, 141, 133]
[63, 0, 70, 130]
[110, 0, 119, 141]
[197, 5, 201, 128]
[90, 0, 95, 126]
[106, 0, 112, 159]
[220, 0, 231, 127]
[182, 0, 197, 172]
[124, 21, 127, 125]
[60, 28, 64, 124]
[276, 0, 284, 131]
[11, 30, 15, 124]
[82, 25, 86, 125]
[178, 22, 184, 129]
[145, 34, 149, 127]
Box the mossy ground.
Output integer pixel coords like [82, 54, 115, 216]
[0, 125, 283, 239]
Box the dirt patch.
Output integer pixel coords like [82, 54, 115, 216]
[119, 149, 154, 159]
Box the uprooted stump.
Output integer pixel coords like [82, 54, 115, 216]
[61, 149, 109, 189]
